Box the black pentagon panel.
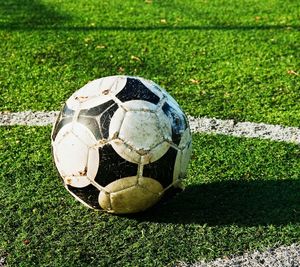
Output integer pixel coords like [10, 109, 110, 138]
[79, 100, 115, 117]
[51, 112, 62, 141]
[162, 102, 187, 145]
[67, 184, 101, 209]
[143, 147, 178, 188]
[77, 116, 102, 140]
[95, 144, 138, 187]
[61, 104, 75, 117]
[99, 103, 118, 138]
[116, 77, 160, 104]
[51, 117, 73, 141]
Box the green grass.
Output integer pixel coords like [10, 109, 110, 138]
[0, 0, 299, 126]
[1, 127, 300, 266]
[1, 0, 300, 266]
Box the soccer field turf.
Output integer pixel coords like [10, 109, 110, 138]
[0, 0, 299, 266]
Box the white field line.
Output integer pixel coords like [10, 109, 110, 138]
[0, 257, 5, 267]
[188, 116, 300, 144]
[177, 243, 300, 267]
[0, 111, 59, 126]
[0, 111, 300, 144]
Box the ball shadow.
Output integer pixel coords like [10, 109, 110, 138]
[129, 179, 300, 226]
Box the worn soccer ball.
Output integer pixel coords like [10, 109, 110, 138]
[51, 76, 192, 214]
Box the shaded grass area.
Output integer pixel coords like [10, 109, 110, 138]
[0, 0, 299, 126]
[1, 127, 300, 266]
[0, 0, 71, 28]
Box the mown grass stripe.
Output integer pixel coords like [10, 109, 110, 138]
[1, 111, 300, 144]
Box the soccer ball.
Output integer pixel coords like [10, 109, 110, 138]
[51, 76, 192, 214]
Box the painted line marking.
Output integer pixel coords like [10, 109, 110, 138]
[0, 111, 59, 126]
[177, 243, 300, 267]
[0, 111, 299, 144]
[188, 116, 300, 144]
